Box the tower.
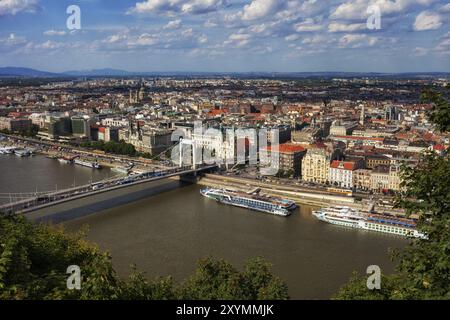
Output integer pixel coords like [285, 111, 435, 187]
[139, 86, 145, 101]
[360, 104, 365, 125]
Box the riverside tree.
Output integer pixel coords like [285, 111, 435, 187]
[335, 86, 450, 300]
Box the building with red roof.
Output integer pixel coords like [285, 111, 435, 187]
[262, 143, 307, 177]
[329, 160, 364, 189]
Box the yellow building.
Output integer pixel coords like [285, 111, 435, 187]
[370, 166, 390, 191]
[388, 165, 402, 191]
[353, 169, 372, 191]
[302, 146, 337, 184]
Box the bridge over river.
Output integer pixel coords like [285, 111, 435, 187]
[0, 165, 217, 223]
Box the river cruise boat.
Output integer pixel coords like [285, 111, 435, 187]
[14, 149, 31, 157]
[312, 206, 427, 239]
[200, 188, 296, 217]
[0, 147, 15, 154]
[112, 166, 132, 174]
[74, 159, 101, 169]
[58, 156, 74, 164]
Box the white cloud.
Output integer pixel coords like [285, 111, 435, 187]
[129, 33, 159, 47]
[226, 0, 325, 24]
[302, 35, 330, 45]
[224, 32, 252, 47]
[328, 22, 366, 32]
[241, 0, 284, 21]
[164, 19, 182, 30]
[103, 33, 128, 44]
[339, 33, 378, 48]
[35, 40, 66, 50]
[0, 33, 27, 47]
[128, 0, 226, 15]
[204, 19, 218, 28]
[182, 28, 194, 37]
[331, 0, 437, 20]
[435, 33, 450, 53]
[414, 10, 442, 31]
[284, 34, 301, 42]
[412, 46, 428, 56]
[294, 18, 324, 32]
[43, 30, 67, 36]
[198, 34, 208, 44]
[249, 23, 268, 33]
[0, 0, 39, 16]
[440, 3, 450, 13]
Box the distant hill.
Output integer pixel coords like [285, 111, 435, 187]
[63, 68, 136, 77]
[1, 66, 449, 79]
[0, 67, 61, 77]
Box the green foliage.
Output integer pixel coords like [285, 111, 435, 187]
[0, 125, 38, 137]
[176, 257, 289, 300]
[275, 170, 292, 178]
[393, 151, 450, 299]
[333, 272, 396, 300]
[421, 88, 450, 132]
[335, 87, 450, 300]
[0, 215, 288, 300]
[80, 140, 137, 156]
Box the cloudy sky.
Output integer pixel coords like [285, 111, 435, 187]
[0, 0, 449, 72]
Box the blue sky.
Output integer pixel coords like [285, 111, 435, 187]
[0, 0, 449, 72]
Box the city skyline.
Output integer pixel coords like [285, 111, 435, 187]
[0, 0, 450, 73]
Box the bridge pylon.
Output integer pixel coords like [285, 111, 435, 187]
[179, 138, 198, 170]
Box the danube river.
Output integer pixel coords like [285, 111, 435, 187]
[1, 155, 408, 299]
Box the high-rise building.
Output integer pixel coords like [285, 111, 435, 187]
[360, 104, 365, 125]
[71, 117, 90, 138]
[385, 105, 398, 121]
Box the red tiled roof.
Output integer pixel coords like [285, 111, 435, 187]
[208, 109, 226, 115]
[334, 135, 384, 142]
[7, 112, 29, 118]
[330, 160, 356, 171]
[264, 143, 306, 154]
[433, 144, 446, 151]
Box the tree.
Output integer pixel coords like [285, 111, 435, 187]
[80, 140, 136, 156]
[334, 87, 450, 300]
[421, 86, 450, 132]
[176, 257, 289, 300]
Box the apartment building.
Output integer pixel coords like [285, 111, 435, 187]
[264, 143, 307, 177]
[370, 166, 391, 191]
[0, 117, 32, 132]
[302, 145, 339, 184]
[329, 160, 363, 189]
[353, 169, 372, 191]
